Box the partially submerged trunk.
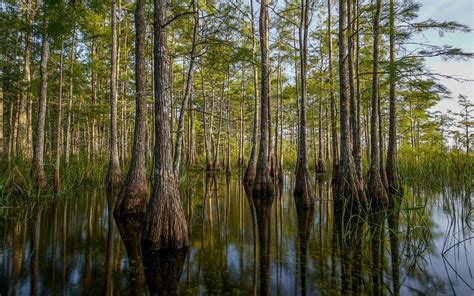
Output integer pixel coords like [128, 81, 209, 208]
[115, 0, 148, 215]
[107, 0, 122, 187]
[294, 0, 313, 207]
[253, 0, 274, 197]
[367, 0, 389, 205]
[142, 0, 188, 250]
[32, 12, 49, 190]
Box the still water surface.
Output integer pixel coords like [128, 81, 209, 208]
[0, 175, 473, 295]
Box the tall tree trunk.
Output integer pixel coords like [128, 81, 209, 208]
[54, 39, 65, 193]
[200, 67, 212, 171]
[334, 0, 366, 206]
[142, 0, 188, 250]
[295, 0, 313, 206]
[386, 0, 403, 197]
[108, 0, 122, 187]
[238, 68, 246, 168]
[327, 0, 339, 179]
[115, 0, 148, 215]
[173, 0, 199, 173]
[367, 0, 389, 205]
[253, 0, 274, 196]
[317, 39, 326, 174]
[244, 0, 259, 184]
[65, 31, 76, 165]
[354, 0, 363, 180]
[347, 0, 358, 172]
[32, 11, 49, 189]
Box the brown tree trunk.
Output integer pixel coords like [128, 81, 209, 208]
[173, 0, 199, 173]
[354, 0, 363, 180]
[386, 0, 403, 197]
[367, 0, 389, 205]
[244, 0, 259, 185]
[32, 12, 49, 189]
[253, 0, 275, 197]
[65, 31, 76, 165]
[115, 0, 148, 215]
[317, 39, 326, 174]
[327, 0, 339, 180]
[334, 0, 366, 206]
[142, 0, 188, 250]
[295, 0, 313, 207]
[107, 0, 122, 187]
[54, 39, 65, 193]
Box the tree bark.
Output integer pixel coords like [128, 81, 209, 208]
[327, 0, 339, 180]
[142, 0, 188, 250]
[334, 0, 366, 206]
[295, 0, 313, 207]
[54, 39, 65, 193]
[115, 0, 148, 215]
[244, 0, 259, 185]
[32, 11, 49, 189]
[65, 31, 76, 165]
[386, 0, 403, 197]
[253, 0, 274, 197]
[367, 0, 389, 205]
[107, 0, 122, 187]
[173, 0, 199, 173]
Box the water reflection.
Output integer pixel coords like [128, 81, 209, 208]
[0, 174, 472, 295]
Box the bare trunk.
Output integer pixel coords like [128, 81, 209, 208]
[142, 0, 188, 250]
[244, 0, 259, 184]
[173, 0, 199, 173]
[32, 13, 49, 189]
[65, 31, 76, 165]
[115, 0, 148, 215]
[386, 0, 403, 197]
[54, 40, 65, 193]
[327, 0, 339, 179]
[253, 0, 274, 196]
[367, 0, 389, 205]
[107, 0, 122, 187]
[295, 0, 313, 207]
[334, 0, 366, 206]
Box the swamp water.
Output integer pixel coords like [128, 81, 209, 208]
[0, 175, 473, 295]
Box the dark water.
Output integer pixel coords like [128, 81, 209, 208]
[0, 175, 473, 295]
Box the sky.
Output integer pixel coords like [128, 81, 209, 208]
[414, 0, 474, 113]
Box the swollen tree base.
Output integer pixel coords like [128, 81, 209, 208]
[368, 169, 389, 206]
[243, 158, 256, 185]
[107, 160, 122, 189]
[334, 160, 366, 208]
[294, 163, 313, 207]
[252, 167, 275, 198]
[115, 178, 148, 215]
[142, 182, 188, 251]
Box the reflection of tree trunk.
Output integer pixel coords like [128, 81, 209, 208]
[30, 203, 44, 296]
[143, 248, 188, 294]
[115, 214, 146, 295]
[105, 189, 118, 295]
[295, 202, 315, 296]
[388, 208, 400, 296]
[251, 194, 274, 296]
[369, 210, 385, 295]
[51, 201, 59, 294]
[244, 185, 259, 295]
